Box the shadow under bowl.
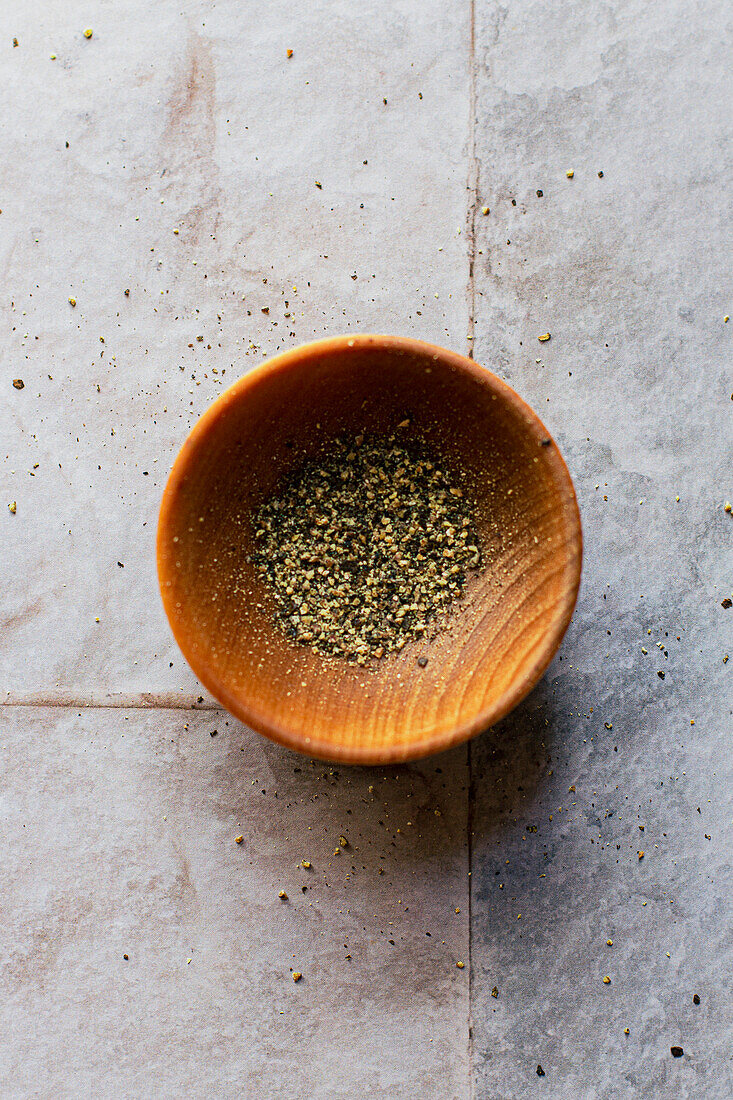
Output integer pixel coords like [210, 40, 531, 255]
[157, 335, 582, 764]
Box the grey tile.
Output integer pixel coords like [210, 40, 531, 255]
[0, 707, 470, 1099]
[5, 0, 732, 1096]
[469, 1, 733, 1096]
[1, 0, 470, 697]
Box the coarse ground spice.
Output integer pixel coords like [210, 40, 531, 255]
[252, 430, 481, 663]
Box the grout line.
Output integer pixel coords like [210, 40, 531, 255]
[467, 5, 477, 1096]
[467, 738, 475, 1099]
[466, 0, 479, 361]
[1, 693, 220, 711]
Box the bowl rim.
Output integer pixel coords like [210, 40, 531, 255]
[157, 333, 583, 764]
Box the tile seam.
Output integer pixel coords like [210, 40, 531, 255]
[1, 694, 219, 711]
[467, 2, 477, 1096]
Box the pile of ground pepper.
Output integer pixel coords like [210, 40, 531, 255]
[251, 429, 481, 663]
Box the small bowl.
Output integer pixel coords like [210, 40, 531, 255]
[157, 335, 581, 764]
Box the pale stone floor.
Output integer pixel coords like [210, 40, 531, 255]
[2, 3, 731, 1097]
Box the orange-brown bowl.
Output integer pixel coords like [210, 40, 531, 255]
[157, 335, 581, 764]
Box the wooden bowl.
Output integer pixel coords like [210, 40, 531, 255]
[157, 335, 581, 764]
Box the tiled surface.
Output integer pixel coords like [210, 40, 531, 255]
[2, 1, 732, 1097]
[2, 0, 469, 698]
[0, 708, 469, 1099]
[470, 1, 733, 1096]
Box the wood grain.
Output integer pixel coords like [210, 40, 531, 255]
[157, 335, 582, 763]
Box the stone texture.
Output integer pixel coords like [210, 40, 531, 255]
[2, 0, 732, 1096]
[0, 707, 469, 1099]
[1, 0, 470, 698]
[1, 5, 474, 1096]
[470, 1, 733, 1096]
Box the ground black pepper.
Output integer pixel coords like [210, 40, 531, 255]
[252, 430, 481, 663]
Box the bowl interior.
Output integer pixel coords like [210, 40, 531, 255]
[157, 336, 581, 763]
